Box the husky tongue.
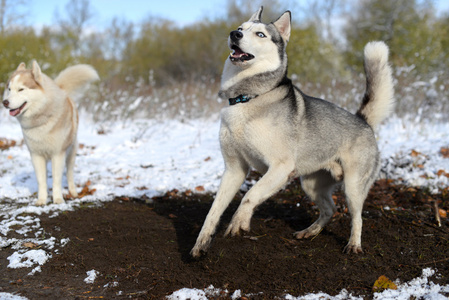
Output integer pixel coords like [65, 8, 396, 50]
[230, 45, 254, 62]
[231, 46, 245, 58]
[10, 109, 20, 117]
[9, 102, 26, 117]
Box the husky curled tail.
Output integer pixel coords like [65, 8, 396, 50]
[357, 41, 394, 129]
[191, 6, 395, 258]
[54, 64, 99, 100]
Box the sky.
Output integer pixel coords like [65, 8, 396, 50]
[28, 0, 223, 28]
[27, 0, 449, 29]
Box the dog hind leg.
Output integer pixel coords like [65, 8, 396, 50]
[295, 170, 338, 239]
[66, 142, 79, 198]
[51, 152, 66, 204]
[342, 171, 373, 254]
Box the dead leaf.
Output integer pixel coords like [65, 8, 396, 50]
[166, 189, 179, 197]
[195, 186, 205, 192]
[22, 242, 37, 249]
[74, 181, 97, 198]
[12, 279, 23, 285]
[437, 169, 449, 178]
[411, 149, 420, 157]
[168, 214, 177, 219]
[373, 275, 397, 292]
[439, 209, 447, 218]
[204, 156, 211, 162]
[140, 164, 154, 169]
[0, 138, 16, 151]
[441, 147, 449, 158]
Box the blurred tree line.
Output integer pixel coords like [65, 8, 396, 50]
[0, 0, 448, 87]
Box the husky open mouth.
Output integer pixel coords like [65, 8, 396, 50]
[9, 101, 27, 117]
[230, 45, 255, 62]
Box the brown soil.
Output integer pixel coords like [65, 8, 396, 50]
[1, 178, 448, 299]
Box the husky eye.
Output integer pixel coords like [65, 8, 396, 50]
[256, 32, 266, 38]
[18, 88, 24, 92]
[237, 27, 242, 31]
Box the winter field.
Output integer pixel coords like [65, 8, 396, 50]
[0, 75, 449, 299]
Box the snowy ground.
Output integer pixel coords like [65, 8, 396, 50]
[0, 111, 448, 299]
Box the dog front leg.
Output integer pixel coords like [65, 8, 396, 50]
[51, 152, 66, 204]
[31, 154, 48, 206]
[191, 162, 248, 258]
[225, 162, 295, 236]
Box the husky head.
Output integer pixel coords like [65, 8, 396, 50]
[2, 61, 47, 119]
[219, 6, 291, 99]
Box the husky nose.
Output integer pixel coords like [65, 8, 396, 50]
[2, 99, 9, 108]
[230, 30, 243, 42]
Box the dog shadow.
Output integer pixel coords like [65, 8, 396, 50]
[149, 190, 347, 263]
[11, 167, 71, 200]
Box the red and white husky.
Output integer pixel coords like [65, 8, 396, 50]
[2, 61, 99, 205]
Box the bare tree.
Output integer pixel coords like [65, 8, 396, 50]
[223, 0, 292, 24]
[54, 0, 95, 56]
[306, 0, 347, 43]
[106, 17, 134, 61]
[0, 0, 29, 34]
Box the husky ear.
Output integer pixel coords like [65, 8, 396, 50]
[31, 60, 44, 85]
[249, 6, 263, 22]
[273, 11, 291, 42]
[16, 62, 26, 71]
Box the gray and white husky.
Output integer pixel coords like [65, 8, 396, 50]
[191, 7, 394, 257]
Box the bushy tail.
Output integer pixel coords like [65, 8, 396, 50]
[356, 41, 394, 129]
[54, 65, 99, 99]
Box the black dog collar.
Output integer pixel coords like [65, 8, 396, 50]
[228, 95, 252, 105]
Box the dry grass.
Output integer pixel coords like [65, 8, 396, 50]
[79, 67, 449, 123]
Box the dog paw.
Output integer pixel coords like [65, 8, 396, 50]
[35, 198, 47, 206]
[69, 190, 79, 198]
[343, 243, 363, 254]
[53, 197, 65, 205]
[190, 238, 211, 258]
[190, 246, 206, 258]
[224, 218, 250, 237]
[294, 223, 322, 239]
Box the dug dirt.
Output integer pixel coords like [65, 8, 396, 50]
[1, 178, 448, 299]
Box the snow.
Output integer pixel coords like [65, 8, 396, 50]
[7, 249, 51, 269]
[166, 269, 449, 299]
[1, 110, 448, 299]
[84, 270, 99, 284]
[166, 285, 229, 300]
[0, 293, 28, 300]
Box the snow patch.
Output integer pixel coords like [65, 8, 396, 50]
[84, 269, 100, 284]
[7, 249, 51, 269]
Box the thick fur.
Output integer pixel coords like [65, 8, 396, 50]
[191, 7, 394, 257]
[2, 61, 99, 205]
